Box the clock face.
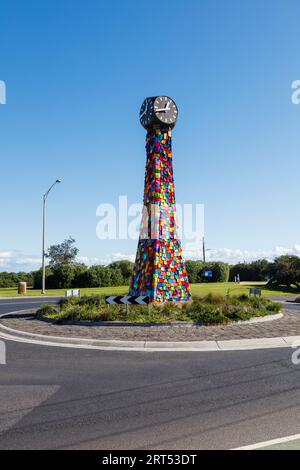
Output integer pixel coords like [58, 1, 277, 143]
[154, 96, 178, 126]
[139, 98, 154, 128]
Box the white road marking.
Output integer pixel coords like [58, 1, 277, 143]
[0, 385, 59, 434]
[233, 433, 300, 450]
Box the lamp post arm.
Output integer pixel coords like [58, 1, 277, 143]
[44, 181, 57, 199]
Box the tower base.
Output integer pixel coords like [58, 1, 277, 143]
[129, 239, 191, 302]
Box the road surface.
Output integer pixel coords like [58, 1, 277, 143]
[0, 298, 300, 450]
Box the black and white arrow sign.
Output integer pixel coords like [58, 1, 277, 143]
[105, 295, 150, 305]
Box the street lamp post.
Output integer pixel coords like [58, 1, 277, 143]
[41, 179, 61, 294]
[202, 237, 213, 264]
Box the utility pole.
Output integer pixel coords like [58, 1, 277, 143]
[41, 179, 61, 294]
[202, 236, 206, 263]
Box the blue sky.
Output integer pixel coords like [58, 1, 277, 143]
[1, 0, 300, 271]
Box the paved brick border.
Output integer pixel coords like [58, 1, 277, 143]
[1, 308, 300, 351]
[0, 308, 299, 342]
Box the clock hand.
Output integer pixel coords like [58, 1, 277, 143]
[140, 101, 149, 119]
[155, 102, 171, 112]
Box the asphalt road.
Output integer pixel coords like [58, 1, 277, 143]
[0, 298, 300, 450]
[0, 297, 61, 315]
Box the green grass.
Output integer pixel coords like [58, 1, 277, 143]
[191, 282, 299, 297]
[0, 281, 298, 298]
[0, 285, 129, 297]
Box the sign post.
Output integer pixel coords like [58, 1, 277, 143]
[203, 270, 213, 278]
[249, 288, 261, 297]
[65, 289, 81, 298]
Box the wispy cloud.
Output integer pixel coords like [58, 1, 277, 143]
[1, 245, 300, 272]
[0, 251, 136, 272]
[183, 244, 300, 263]
[66, 246, 300, 267]
[0, 251, 41, 271]
[0, 251, 15, 259]
[78, 253, 135, 266]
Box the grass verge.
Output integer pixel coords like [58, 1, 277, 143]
[0, 282, 298, 298]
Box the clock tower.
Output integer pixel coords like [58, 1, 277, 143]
[129, 96, 191, 302]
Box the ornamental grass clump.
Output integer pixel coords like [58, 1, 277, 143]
[36, 293, 281, 325]
[186, 301, 228, 325]
[35, 304, 59, 319]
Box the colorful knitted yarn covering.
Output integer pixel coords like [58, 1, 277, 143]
[129, 128, 191, 302]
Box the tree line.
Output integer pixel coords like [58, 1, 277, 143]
[1, 238, 300, 291]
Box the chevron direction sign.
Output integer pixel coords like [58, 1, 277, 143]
[105, 295, 149, 305]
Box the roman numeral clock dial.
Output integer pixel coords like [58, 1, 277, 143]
[139, 98, 152, 129]
[139, 96, 178, 130]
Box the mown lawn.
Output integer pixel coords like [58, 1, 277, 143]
[0, 282, 298, 298]
[191, 282, 299, 297]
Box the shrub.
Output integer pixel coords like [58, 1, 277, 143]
[265, 302, 281, 313]
[237, 294, 249, 302]
[36, 304, 59, 318]
[202, 293, 225, 305]
[72, 264, 89, 287]
[78, 295, 104, 307]
[0, 272, 18, 288]
[200, 262, 230, 283]
[268, 255, 300, 289]
[37, 293, 280, 325]
[32, 268, 56, 289]
[185, 261, 204, 283]
[229, 260, 273, 282]
[108, 261, 134, 284]
[222, 304, 248, 321]
[185, 261, 230, 283]
[187, 302, 228, 325]
[52, 264, 77, 289]
[59, 295, 105, 309]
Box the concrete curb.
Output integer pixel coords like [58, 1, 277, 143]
[0, 309, 298, 352]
